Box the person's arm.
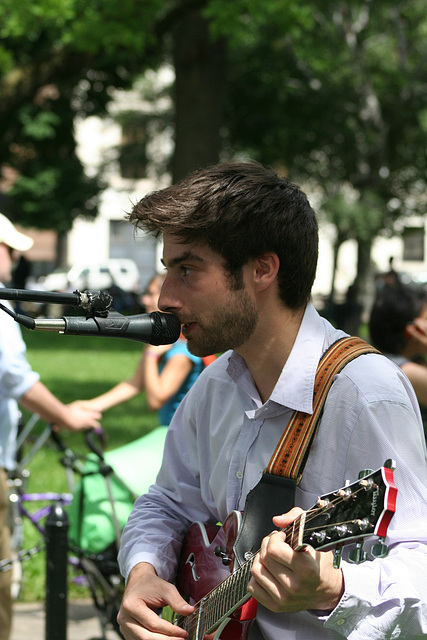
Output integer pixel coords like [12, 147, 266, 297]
[141, 345, 194, 411]
[117, 562, 193, 639]
[76, 380, 141, 412]
[300, 361, 427, 638]
[401, 361, 427, 406]
[74, 347, 147, 412]
[19, 380, 101, 431]
[118, 398, 212, 583]
[75, 345, 194, 413]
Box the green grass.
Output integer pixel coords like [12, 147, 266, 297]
[15, 330, 159, 602]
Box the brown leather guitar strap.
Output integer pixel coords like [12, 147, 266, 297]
[234, 336, 379, 564]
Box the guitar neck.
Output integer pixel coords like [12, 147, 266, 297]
[176, 552, 254, 637]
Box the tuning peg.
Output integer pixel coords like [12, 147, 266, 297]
[371, 538, 389, 558]
[348, 541, 368, 564]
[384, 459, 396, 470]
[358, 468, 373, 479]
[333, 547, 343, 569]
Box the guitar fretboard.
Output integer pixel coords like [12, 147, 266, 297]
[178, 556, 254, 638]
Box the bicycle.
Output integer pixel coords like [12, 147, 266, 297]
[5, 414, 131, 639]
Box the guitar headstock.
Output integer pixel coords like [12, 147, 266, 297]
[289, 460, 397, 556]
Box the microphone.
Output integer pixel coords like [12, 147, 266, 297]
[0, 302, 181, 345]
[32, 312, 181, 345]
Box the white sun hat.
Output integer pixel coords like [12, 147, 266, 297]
[0, 213, 34, 251]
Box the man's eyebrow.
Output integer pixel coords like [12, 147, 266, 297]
[161, 251, 205, 269]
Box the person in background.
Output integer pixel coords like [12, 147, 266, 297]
[117, 162, 427, 640]
[76, 273, 213, 427]
[0, 212, 101, 640]
[11, 255, 31, 315]
[369, 282, 427, 438]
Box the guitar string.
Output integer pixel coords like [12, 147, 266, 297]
[178, 478, 383, 635]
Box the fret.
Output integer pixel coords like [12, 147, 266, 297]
[188, 597, 204, 640]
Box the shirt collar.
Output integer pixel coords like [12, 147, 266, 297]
[269, 303, 325, 413]
[227, 303, 327, 415]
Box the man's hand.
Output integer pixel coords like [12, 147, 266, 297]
[117, 563, 194, 639]
[247, 508, 344, 614]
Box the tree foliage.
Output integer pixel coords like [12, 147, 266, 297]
[1, 0, 426, 308]
[221, 0, 427, 251]
[0, 0, 201, 231]
[205, 0, 427, 314]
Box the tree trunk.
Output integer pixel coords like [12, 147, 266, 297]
[341, 237, 373, 335]
[172, 10, 226, 182]
[55, 231, 68, 268]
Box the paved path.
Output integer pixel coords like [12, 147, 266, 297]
[11, 599, 118, 640]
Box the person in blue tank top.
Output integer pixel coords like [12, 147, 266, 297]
[157, 338, 204, 426]
[76, 273, 213, 426]
[71, 274, 215, 543]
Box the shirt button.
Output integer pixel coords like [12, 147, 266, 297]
[236, 471, 243, 479]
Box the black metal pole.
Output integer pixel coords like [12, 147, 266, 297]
[0, 287, 80, 306]
[45, 502, 69, 640]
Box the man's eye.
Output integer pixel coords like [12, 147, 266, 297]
[181, 266, 192, 276]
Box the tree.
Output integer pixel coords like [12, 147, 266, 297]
[220, 0, 427, 325]
[0, 0, 224, 255]
[171, 8, 226, 181]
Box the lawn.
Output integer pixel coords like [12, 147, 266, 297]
[15, 329, 160, 602]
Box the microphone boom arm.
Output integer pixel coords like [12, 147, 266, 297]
[0, 287, 113, 316]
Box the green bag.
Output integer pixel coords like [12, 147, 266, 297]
[68, 427, 168, 554]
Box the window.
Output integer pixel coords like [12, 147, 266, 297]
[118, 121, 148, 179]
[402, 227, 424, 261]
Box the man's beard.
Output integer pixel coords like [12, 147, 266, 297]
[186, 288, 258, 357]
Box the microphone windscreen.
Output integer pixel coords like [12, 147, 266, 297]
[150, 311, 181, 345]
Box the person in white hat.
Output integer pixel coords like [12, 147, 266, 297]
[0, 213, 102, 640]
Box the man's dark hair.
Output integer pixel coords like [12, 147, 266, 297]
[128, 162, 318, 309]
[369, 284, 427, 353]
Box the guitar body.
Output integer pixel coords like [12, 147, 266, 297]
[176, 511, 255, 640]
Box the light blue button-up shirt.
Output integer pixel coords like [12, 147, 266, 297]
[119, 303, 427, 639]
[0, 293, 39, 469]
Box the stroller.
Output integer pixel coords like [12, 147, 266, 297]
[9, 417, 167, 639]
[66, 426, 167, 638]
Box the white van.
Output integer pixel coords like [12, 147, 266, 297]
[39, 259, 141, 293]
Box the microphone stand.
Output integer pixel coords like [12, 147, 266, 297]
[0, 287, 113, 315]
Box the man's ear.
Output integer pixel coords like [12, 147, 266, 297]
[253, 253, 280, 292]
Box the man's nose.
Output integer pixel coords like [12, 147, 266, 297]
[158, 278, 180, 313]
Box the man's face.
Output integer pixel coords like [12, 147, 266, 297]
[0, 243, 14, 283]
[159, 235, 258, 356]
